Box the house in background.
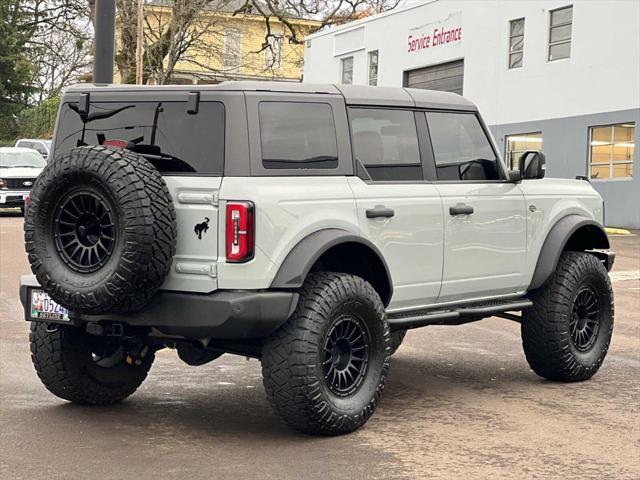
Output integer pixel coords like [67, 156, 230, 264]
[117, 0, 320, 85]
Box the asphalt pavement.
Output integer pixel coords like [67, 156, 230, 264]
[1, 209, 638, 479]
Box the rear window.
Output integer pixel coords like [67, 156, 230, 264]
[54, 101, 225, 174]
[259, 102, 338, 169]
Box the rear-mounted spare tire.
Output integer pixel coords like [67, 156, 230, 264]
[25, 146, 177, 314]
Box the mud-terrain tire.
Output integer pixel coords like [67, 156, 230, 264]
[262, 272, 391, 435]
[389, 329, 406, 355]
[24, 146, 177, 314]
[30, 322, 154, 404]
[522, 252, 614, 382]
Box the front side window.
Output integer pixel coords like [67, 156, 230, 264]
[548, 5, 572, 61]
[508, 18, 525, 69]
[505, 132, 543, 170]
[350, 108, 422, 181]
[426, 112, 501, 181]
[54, 101, 225, 174]
[341, 57, 353, 84]
[589, 123, 635, 179]
[368, 51, 379, 86]
[259, 102, 338, 169]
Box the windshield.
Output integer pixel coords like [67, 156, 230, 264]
[0, 151, 46, 168]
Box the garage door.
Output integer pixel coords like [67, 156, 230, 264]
[404, 59, 464, 94]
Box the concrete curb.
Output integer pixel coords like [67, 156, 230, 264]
[605, 227, 632, 235]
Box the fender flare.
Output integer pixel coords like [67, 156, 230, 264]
[270, 228, 393, 302]
[529, 215, 610, 290]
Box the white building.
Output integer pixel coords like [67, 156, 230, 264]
[303, 0, 640, 228]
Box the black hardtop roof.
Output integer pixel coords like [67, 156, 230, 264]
[63, 81, 478, 111]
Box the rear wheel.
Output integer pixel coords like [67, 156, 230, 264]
[262, 272, 391, 435]
[522, 252, 614, 382]
[30, 322, 154, 404]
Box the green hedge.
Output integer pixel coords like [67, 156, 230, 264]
[0, 96, 60, 145]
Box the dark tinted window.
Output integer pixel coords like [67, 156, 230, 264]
[259, 102, 338, 169]
[426, 112, 501, 181]
[350, 108, 422, 181]
[54, 101, 225, 174]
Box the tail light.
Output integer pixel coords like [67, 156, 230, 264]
[226, 201, 255, 263]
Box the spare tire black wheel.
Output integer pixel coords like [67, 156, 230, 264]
[25, 146, 177, 314]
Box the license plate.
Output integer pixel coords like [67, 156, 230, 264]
[30, 289, 70, 322]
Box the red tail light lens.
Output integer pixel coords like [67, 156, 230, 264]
[226, 201, 255, 263]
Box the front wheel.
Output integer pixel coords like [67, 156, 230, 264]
[522, 252, 614, 382]
[30, 322, 154, 404]
[262, 272, 391, 435]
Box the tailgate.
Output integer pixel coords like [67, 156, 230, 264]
[161, 176, 221, 293]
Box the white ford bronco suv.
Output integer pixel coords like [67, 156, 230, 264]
[20, 82, 615, 435]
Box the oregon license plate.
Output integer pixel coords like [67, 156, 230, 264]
[30, 289, 70, 321]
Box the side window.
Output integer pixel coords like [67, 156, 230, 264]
[349, 108, 422, 181]
[259, 102, 338, 169]
[425, 112, 501, 181]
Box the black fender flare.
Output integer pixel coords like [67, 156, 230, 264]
[529, 215, 610, 290]
[270, 228, 393, 303]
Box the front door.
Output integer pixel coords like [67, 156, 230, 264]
[423, 110, 527, 303]
[347, 107, 443, 311]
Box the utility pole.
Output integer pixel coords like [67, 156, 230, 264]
[93, 0, 116, 84]
[135, 0, 144, 84]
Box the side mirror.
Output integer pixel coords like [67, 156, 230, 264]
[508, 170, 522, 183]
[519, 150, 546, 179]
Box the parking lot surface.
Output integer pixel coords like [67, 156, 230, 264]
[1, 210, 638, 479]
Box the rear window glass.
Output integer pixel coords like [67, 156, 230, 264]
[259, 102, 338, 169]
[54, 101, 225, 174]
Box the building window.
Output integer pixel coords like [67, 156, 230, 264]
[548, 5, 572, 61]
[368, 50, 379, 86]
[508, 18, 525, 69]
[505, 132, 543, 170]
[589, 123, 635, 179]
[341, 57, 353, 84]
[265, 35, 283, 70]
[224, 29, 242, 70]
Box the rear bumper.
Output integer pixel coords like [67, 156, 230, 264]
[20, 275, 298, 340]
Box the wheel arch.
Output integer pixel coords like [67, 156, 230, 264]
[270, 229, 393, 306]
[529, 215, 610, 290]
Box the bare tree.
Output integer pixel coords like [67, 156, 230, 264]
[115, 0, 400, 85]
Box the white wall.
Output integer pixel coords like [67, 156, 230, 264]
[304, 0, 640, 126]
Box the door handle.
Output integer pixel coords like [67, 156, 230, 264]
[366, 205, 395, 219]
[449, 204, 474, 215]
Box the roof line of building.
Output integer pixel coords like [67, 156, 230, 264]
[307, 0, 439, 41]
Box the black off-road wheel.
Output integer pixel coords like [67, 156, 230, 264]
[522, 252, 614, 382]
[30, 322, 154, 404]
[24, 146, 177, 314]
[262, 272, 391, 435]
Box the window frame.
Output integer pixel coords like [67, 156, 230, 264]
[508, 18, 525, 69]
[341, 56, 354, 84]
[504, 131, 543, 170]
[548, 5, 573, 62]
[367, 50, 379, 86]
[244, 93, 354, 177]
[347, 106, 425, 183]
[422, 109, 508, 183]
[588, 122, 635, 181]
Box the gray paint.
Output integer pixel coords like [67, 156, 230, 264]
[93, 0, 116, 84]
[490, 108, 640, 228]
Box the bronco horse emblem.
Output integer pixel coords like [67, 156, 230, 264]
[194, 217, 210, 240]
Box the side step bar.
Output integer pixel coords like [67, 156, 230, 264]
[387, 299, 533, 331]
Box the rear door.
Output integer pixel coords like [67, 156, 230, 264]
[422, 110, 527, 303]
[347, 107, 444, 311]
[53, 92, 231, 293]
